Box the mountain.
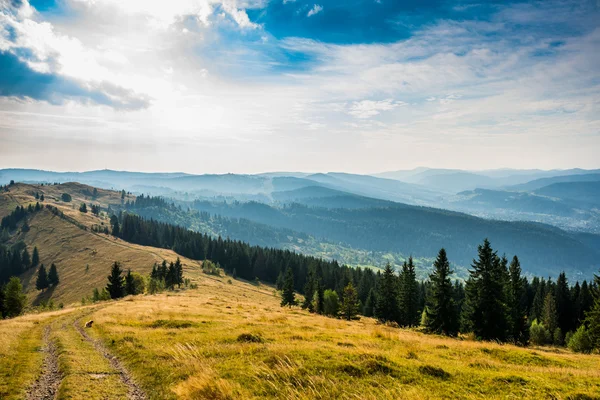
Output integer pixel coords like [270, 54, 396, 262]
[507, 173, 600, 192]
[534, 181, 600, 206]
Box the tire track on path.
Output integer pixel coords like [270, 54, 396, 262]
[26, 325, 61, 400]
[73, 316, 147, 400]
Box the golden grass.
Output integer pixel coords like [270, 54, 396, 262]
[80, 274, 600, 400]
[1, 183, 205, 305]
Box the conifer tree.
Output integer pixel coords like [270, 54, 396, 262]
[48, 263, 59, 286]
[106, 261, 125, 299]
[79, 203, 87, 213]
[508, 256, 528, 344]
[530, 278, 546, 322]
[36, 264, 49, 291]
[281, 267, 296, 307]
[313, 281, 324, 314]
[363, 288, 376, 317]
[166, 262, 176, 289]
[0, 283, 5, 318]
[174, 257, 183, 287]
[542, 292, 558, 335]
[31, 246, 40, 267]
[584, 273, 600, 349]
[302, 269, 316, 311]
[554, 272, 572, 334]
[399, 257, 419, 327]
[375, 263, 400, 323]
[4, 277, 26, 318]
[426, 248, 458, 335]
[341, 282, 359, 320]
[462, 239, 509, 341]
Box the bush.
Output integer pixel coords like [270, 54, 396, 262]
[553, 328, 564, 346]
[323, 289, 340, 317]
[567, 326, 593, 354]
[237, 333, 264, 343]
[61, 193, 72, 202]
[529, 319, 551, 345]
[148, 277, 165, 294]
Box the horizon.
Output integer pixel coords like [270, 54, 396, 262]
[1, 0, 599, 173]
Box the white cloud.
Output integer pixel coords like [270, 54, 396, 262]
[347, 99, 406, 119]
[307, 4, 323, 17]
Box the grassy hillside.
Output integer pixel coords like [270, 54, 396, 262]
[1, 273, 599, 399]
[0, 183, 203, 305]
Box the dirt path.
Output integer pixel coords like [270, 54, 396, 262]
[26, 326, 61, 400]
[73, 318, 147, 400]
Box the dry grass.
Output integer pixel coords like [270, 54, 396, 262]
[1, 183, 205, 305]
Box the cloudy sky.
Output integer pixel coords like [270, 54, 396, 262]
[0, 0, 599, 174]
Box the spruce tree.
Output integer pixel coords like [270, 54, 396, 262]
[166, 262, 176, 289]
[341, 282, 359, 320]
[313, 281, 325, 314]
[375, 263, 400, 323]
[106, 261, 125, 299]
[31, 247, 40, 268]
[462, 239, 509, 341]
[542, 292, 558, 335]
[174, 257, 183, 287]
[363, 288, 376, 317]
[508, 256, 528, 344]
[399, 257, 419, 327]
[4, 277, 26, 318]
[276, 271, 284, 291]
[426, 248, 458, 335]
[281, 267, 296, 307]
[36, 264, 49, 291]
[302, 269, 316, 311]
[584, 273, 600, 349]
[554, 272, 572, 334]
[48, 263, 59, 286]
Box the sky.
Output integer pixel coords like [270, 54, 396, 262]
[0, 0, 599, 174]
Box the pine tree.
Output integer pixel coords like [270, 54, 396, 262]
[399, 257, 419, 327]
[166, 262, 176, 289]
[554, 272, 572, 334]
[281, 267, 296, 307]
[48, 263, 59, 286]
[426, 248, 458, 335]
[508, 256, 528, 344]
[36, 264, 49, 291]
[4, 277, 26, 318]
[375, 263, 400, 323]
[275, 271, 284, 291]
[542, 292, 558, 335]
[302, 269, 316, 311]
[31, 246, 40, 267]
[313, 281, 325, 314]
[462, 239, 509, 341]
[125, 269, 135, 295]
[530, 278, 546, 322]
[341, 282, 359, 320]
[79, 203, 87, 213]
[106, 261, 125, 299]
[174, 257, 184, 288]
[363, 288, 376, 317]
[584, 273, 600, 350]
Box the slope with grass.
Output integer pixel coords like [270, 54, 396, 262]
[0, 183, 204, 305]
[1, 272, 599, 399]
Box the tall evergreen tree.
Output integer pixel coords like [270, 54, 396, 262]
[35, 264, 49, 291]
[363, 288, 376, 317]
[399, 257, 419, 327]
[508, 256, 528, 344]
[585, 273, 600, 350]
[174, 257, 184, 287]
[341, 282, 359, 320]
[4, 277, 26, 318]
[542, 292, 558, 334]
[281, 267, 296, 307]
[462, 239, 509, 341]
[106, 261, 125, 299]
[313, 281, 325, 314]
[31, 246, 39, 268]
[48, 263, 59, 286]
[426, 248, 458, 336]
[554, 272, 572, 333]
[302, 268, 316, 311]
[375, 263, 400, 323]
[530, 278, 546, 322]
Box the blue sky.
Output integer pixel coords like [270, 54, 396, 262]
[0, 0, 599, 173]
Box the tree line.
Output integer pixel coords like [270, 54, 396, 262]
[108, 212, 599, 351]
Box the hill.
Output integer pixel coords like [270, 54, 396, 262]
[508, 173, 600, 192]
[2, 274, 599, 399]
[0, 183, 203, 305]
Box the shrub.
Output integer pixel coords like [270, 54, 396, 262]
[148, 277, 165, 294]
[529, 319, 550, 345]
[237, 333, 264, 343]
[567, 326, 593, 354]
[553, 328, 564, 346]
[61, 193, 72, 202]
[323, 289, 340, 317]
